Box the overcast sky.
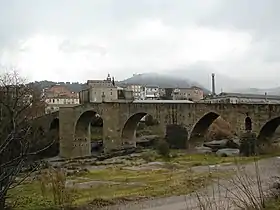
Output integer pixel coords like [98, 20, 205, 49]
[0, 0, 280, 86]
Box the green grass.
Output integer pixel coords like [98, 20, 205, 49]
[74, 171, 212, 204]
[140, 150, 264, 167]
[254, 197, 280, 210]
[8, 167, 228, 210]
[7, 151, 280, 210]
[6, 182, 56, 210]
[168, 153, 261, 166]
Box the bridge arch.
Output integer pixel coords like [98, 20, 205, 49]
[189, 112, 227, 145]
[37, 126, 45, 136]
[75, 110, 103, 154]
[121, 112, 158, 146]
[50, 118, 59, 131]
[257, 116, 280, 141]
[48, 118, 60, 156]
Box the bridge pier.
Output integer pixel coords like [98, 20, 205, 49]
[59, 107, 91, 158]
[102, 104, 124, 153]
[59, 107, 76, 158]
[73, 122, 91, 157]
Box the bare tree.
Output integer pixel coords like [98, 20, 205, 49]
[0, 71, 52, 209]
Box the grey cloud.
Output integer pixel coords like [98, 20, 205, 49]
[1, 0, 280, 85]
[199, 0, 280, 63]
[59, 40, 107, 55]
[0, 0, 218, 49]
[200, 0, 280, 34]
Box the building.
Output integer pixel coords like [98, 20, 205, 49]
[126, 84, 142, 99]
[172, 86, 204, 102]
[202, 92, 280, 104]
[140, 85, 160, 100]
[44, 84, 79, 114]
[79, 74, 118, 103]
[117, 86, 134, 101]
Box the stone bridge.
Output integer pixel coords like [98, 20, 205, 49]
[34, 102, 280, 158]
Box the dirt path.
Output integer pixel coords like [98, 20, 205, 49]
[100, 157, 280, 210]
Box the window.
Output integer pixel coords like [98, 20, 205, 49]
[110, 92, 112, 95]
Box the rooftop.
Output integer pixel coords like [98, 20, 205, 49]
[217, 92, 280, 100]
[133, 99, 194, 103]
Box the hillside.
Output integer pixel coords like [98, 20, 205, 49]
[120, 73, 211, 93]
[30, 72, 280, 96]
[233, 87, 280, 95]
[30, 80, 84, 92]
[29, 73, 211, 94]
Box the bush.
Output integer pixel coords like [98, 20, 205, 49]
[165, 124, 188, 149]
[258, 142, 280, 155]
[206, 117, 234, 141]
[156, 140, 170, 158]
[145, 115, 158, 126]
[137, 122, 146, 130]
[39, 167, 75, 209]
[141, 151, 157, 162]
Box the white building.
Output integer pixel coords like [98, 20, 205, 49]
[202, 92, 280, 104]
[172, 87, 204, 101]
[44, 84, 80, 114]
[140, 85, 160, 100]
[126, 84, 142, 99]
[45, 96, 80, 113]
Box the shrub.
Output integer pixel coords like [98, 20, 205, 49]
[39, 167, 75, 209]
[206, 117, 234, 141]
[141, 151, 157, 162]
[145, 115, 158, 126]
[137, 122, 146, 130]
[165, 124, 188, 149]
[156, 140, 170, 158]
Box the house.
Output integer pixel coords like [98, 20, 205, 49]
[140, 85, 160, 100]
[172, 86, 204, 102]
[44, 84, 79, 114]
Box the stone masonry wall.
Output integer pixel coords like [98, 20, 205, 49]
[58, 102, 280, 158]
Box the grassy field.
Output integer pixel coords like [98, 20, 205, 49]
[6, 152, 274, 210]
[8, 168, 227, 210]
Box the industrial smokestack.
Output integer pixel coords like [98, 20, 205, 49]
[211, 73, 216, 96]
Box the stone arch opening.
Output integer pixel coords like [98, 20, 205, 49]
[90, 114, 103, 153]
[50, 118, 59, 130]
[30, 126, 49, 159]
[38, 126, 45, 136]
[46, 118, 60, 157]
[122, 113, 160, 148]
[75, 110, 103, 155]
[245, 116, 252, 131]
[258, 117, 280, 142]
[189, 112, 234, 146]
